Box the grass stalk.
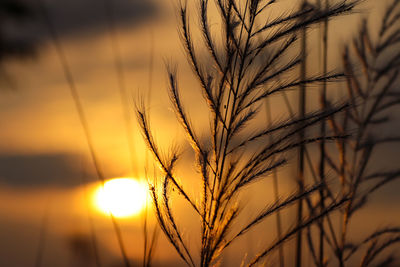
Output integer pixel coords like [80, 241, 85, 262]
[143, 30, 158, 267]
[265, 96, 285, 267]
[34, 200, 50, 267]
[322, 1, 400, 265]
[85, 198, 102, 267]
[318, 0, 329, 265]
[80, 166, 102, 267]
[36, 1, 131, 266]
[296, 2, 308, 267]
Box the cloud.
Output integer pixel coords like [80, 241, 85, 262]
[37, 0, 160, 36]
[2, 0, 160, 52]
[0, 153, 93, 188]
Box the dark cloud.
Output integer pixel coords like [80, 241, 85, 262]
[36, 0, 160, 37]
[2, 0, 160, 55]
[0, 153, 92, 188]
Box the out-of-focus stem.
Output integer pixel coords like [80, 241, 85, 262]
[296, 2, 308, 266]
[318, 0, 329, 265]
[265, 96, 285, 267]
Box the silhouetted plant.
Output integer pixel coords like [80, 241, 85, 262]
[316, 0, 330, 265]
[314, 0, 400, 266]
[137, 0, 358, 266]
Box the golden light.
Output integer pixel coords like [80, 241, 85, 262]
[94, 178, 148, 218]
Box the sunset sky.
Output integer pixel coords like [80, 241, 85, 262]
[0, 0, 399, 266]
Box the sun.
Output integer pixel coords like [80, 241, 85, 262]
[94, 178, 148, 218]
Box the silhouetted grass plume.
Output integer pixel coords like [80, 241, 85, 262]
[137, 0, 359, 266]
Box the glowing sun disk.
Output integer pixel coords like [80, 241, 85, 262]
[94, 178, 147, 218]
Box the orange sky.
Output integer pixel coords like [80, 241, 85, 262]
[0, 0, 399, 266]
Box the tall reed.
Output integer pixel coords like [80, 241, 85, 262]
[36, 1, 131, 266]
[317, 0, 329, 265]
[315, 0, 400, 265]
[137, 1, 358, 266]
[296, 1, 309, 266]
[265, 94, 284, 266]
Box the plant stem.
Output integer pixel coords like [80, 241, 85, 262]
[34, 200, 50, 267]
[318, 0, 329, 265]
[296, 2, 308, 266]
[36, 1, 131, 266]
[265, 96, 285, 267]
[143, 30, 155, 267]
[82, 174, 102, 267]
